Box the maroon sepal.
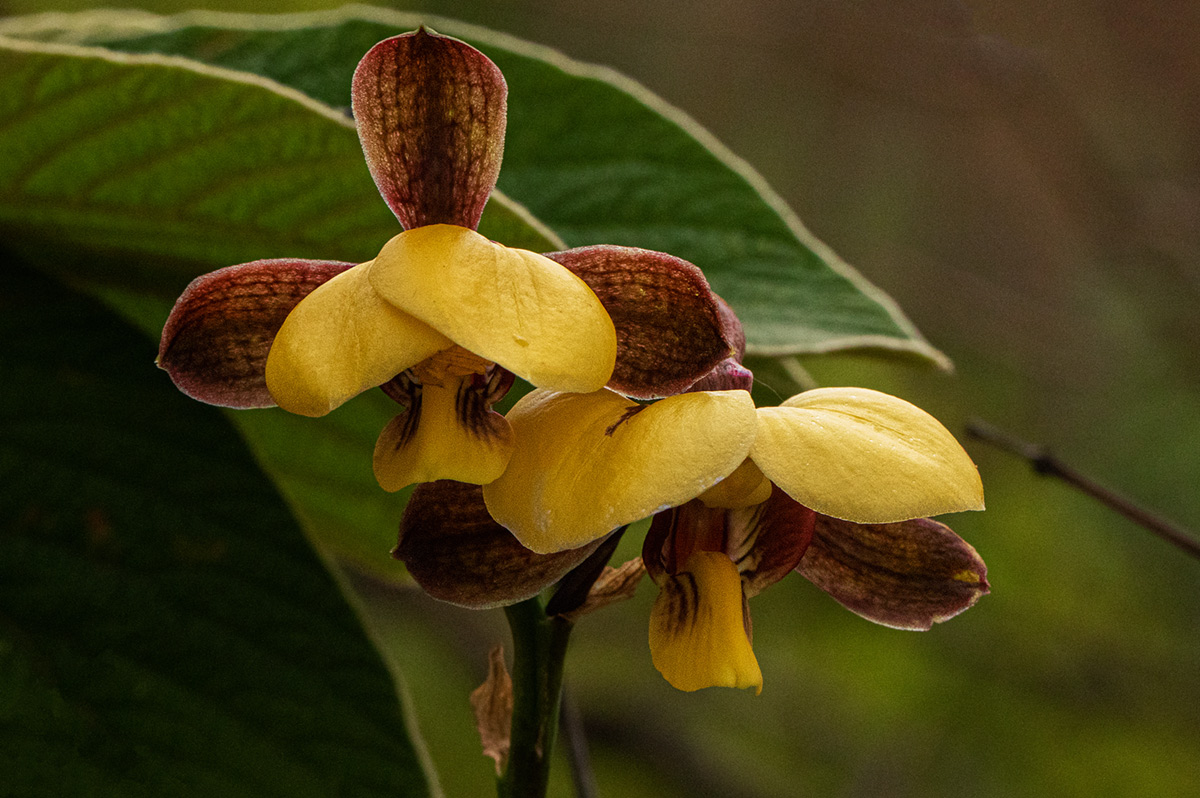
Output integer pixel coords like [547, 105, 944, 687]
[737, 487, 816, 598]
[352, 29, 506, 230]
[798, 515, 990, 630]
[643, 501, 722, 584]
[157, 259, 353, 407]
[395, 481, 602, 609]
[714, 295, 746, 361]
[547, 246, 732, 398]
[642, 487, 814, 598]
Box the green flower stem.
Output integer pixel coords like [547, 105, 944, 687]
[498, 596, 574, 798]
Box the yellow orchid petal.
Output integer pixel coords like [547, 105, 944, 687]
[265, 263, 452, 417]
[368, 225, 617, 392]
[482, 389, 757, 554]
[649, 551, 762, 694]
[373, 379, 515, 492]
[752, 387, 985, 524]
[697, 458, 772, 509]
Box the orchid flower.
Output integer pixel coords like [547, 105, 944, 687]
[157, 30, 732, 490]
[395, 320, 986, 692]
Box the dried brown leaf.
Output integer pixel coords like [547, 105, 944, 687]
[561, 557, 647, 622]
[469, 645, 513, 775]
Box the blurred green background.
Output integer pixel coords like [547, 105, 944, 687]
[5, 1, 1197, 796]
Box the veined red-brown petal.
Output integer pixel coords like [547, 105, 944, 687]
[157, 259, 353, 407]
[546, 246, 732, 398]
[687, 296, 752, 391]
[395, 481, 601, 609]
[643, 501, 728, 585]
[736, 487, 816, 598]
[642, 487, 814, 598]
[798, 515, 990, 630]
[352, 29, 506, 230]
[714, 295, 746, 362]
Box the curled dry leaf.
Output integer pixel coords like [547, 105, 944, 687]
[469, 645, 513, 775]
[560, 557, 647, 622]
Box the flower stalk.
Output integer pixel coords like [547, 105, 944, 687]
[498, 597, 574, 798]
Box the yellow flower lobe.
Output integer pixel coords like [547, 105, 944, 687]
[649, 551, 762, 694]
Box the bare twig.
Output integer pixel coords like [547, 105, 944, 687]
[558, 684, 597, 798]
[966, 418, 1200, 561]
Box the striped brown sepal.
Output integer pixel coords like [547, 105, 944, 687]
[798, 515, 990, 630]
[547, 246, 732, 398]
[736, 486, 816, 598]
[157, 259, 353, 407]
[643, 487, 814, 597]
[714, 295, 746, 361]
[394, 480, 601, 608]
[642, 501, 718, 584]
[352, 29, 506, 230]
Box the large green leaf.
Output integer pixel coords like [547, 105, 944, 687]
[0, 35, 553, 577]
[0, 262, 435, 797]
[0, 34, 557, 296]
[0, 8, 947, 365]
